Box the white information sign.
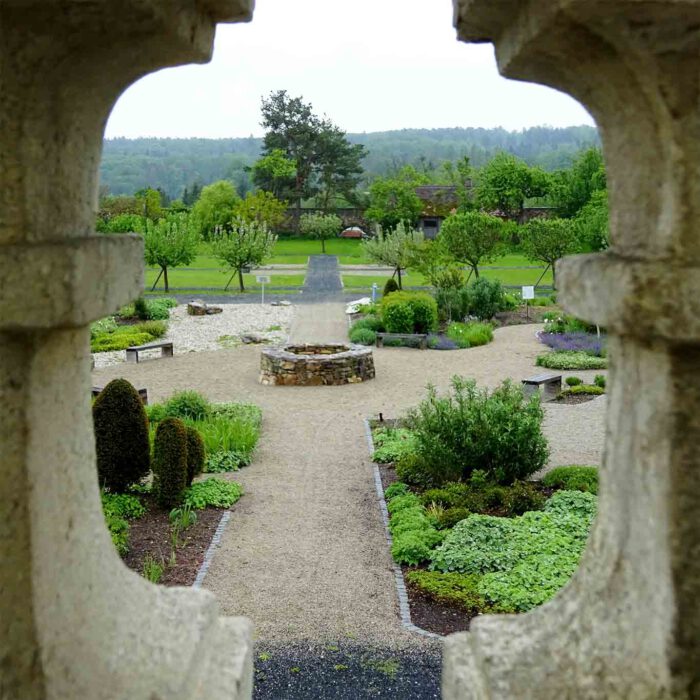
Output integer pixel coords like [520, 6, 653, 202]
[256, 275, 271, 284]
[522, 285, 535, 300]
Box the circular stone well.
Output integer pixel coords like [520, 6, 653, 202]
[259, 343, 375, 386]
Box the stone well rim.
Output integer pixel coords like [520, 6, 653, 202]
[261, 343, 373, 361]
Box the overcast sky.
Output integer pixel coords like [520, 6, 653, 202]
[105, 0, 594, 139]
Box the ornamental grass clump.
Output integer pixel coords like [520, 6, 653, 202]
[93, 378, 151, 493]
[403, 377, 549, 487]
[153, 418, 188, 509]
[445, 321, 494, 349]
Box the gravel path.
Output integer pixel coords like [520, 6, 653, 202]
[92, 323, 606, 649]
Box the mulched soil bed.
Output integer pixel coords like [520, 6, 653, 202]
[553, 393, 599, 405]
[494, 306, 557, 326]
[123, 495, 224, 586]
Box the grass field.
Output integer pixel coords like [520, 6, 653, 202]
[145, 269, 305, 291]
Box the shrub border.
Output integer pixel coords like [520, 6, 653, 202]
[363, 418, 442, 640]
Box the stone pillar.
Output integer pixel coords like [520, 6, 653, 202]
[0, 2, 254, 699]
[445, 2, 700, 698]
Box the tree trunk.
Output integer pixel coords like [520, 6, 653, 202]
[472, 264, 479, 279]
[321, 237, 326, 254]
[238, 267, 245, 293]
[551, 262, 556, 290]
[162, 266, 169, 293]
[397, 266, 402, 289]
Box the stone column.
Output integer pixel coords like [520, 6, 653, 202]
[445, 2, 700, 698]
[0, 2, 254, 699]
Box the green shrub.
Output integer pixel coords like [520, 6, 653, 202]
[134, 297, 149, 320]
[387, 493, 422, 515]
[384, 482, 409, 500]
[542, 465, 599, 494]
[565, 376, 582, 386]
[465, 278, 505, 320]
[183, 478, 243, 509]
[391, 530, 443, 566]
[436, 507, 471, 529]
[561, 384, 605, 396]
[405, 292, 439, 333]
[93, 378, 151, 492]
[349, 327, 376, 345]
[105, 512, 130, 556]
[544, 489, 598, 519]
[145, 403, 168, 423]
[405, 377, 549, 487]
[536, 351, 608, 370]
[502, 481, 546, 515]
[405, 570, 486, 611]
[381, 296, 415, 334]
[381, 291, 438, 334]
[185, 426, 206, 486]
[90, 316, 117, 339]
[351, 316, 384, 333]
[501, 293, 519, 311]
[210, 402, 262, 427]
[134, 320, 167, 338]
[395, 452, 433, 485]
[163, 390, 211, 421]
[372, 428, 417, 464]
[445, 321, 494, 349]
[434, 287, 470, 324]
[383, 278, 400, 296]
[189, 414, 259, 463]
[101, 491, 146, 519]
[153, 418, 188, 509]
[387, 495, 443, 565]
[594, 374, 606, 389]
[205, 451, 247, 472]
[91, 331, 154, 352]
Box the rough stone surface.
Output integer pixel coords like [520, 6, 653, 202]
[188, 300, 223, 315]
[260, 343, 376, 386]
[446, 2, 700, 698]
[0, 2, 254, 699]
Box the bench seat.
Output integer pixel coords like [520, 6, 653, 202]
[126, 341, 173, 364]
[522, 373, 562, 401]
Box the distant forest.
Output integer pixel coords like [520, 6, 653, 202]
[100, 125, 599, 199]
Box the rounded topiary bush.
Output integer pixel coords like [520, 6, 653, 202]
[383, 278, 400, 296]
[381, 295, 415, 333]
[93, 378, 150, 492]
[153, 417, 188, 509]
[185, 425, 206, 486]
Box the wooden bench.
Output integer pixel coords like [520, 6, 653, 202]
[125, 341, 173, 364]
[376, 332, 428, 350]
[92, 386, 148, 404]
[522, 373, 562, 401]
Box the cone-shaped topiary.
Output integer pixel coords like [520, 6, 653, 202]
[185, 426, 206, 486]
[153, 417, 188, 509]
[93, 378, 150, 492]
[383, 278, 400, 296]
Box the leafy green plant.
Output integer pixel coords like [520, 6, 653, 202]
[142, 554, 165, 583]
[163, 390, 211, 421]
[565, 376, 582, 387]
[101, 492, 146, 520]
[93, 378, 151, 492]
[185, 426, 206, 486]
[594, 374, 607, 389]
[383, 278, 400, 296]
[465, 277, 506, 320]
[561, 384, 605, 396]
[205, 450, 248, 472]
[152, 417, 188, 509]
[536, 351, 608, 370]
[183, 478, 243, 509]
[349, 327, 376, 345]
[542, 465, 598, 494]
[387, 496, 443, 565]
[105, 513, 130, 556]
[381, 291, 438, 334]
[133, 320, 167, 338]
[404, 377, 549, 487]
[90, 316, 117, 339]
[91, 331, 154, 352]
[350, 316, 384, 333]
[445, 321, 494, 349]
[405, 570, 488, 611]
[372, 428, 417, 463]
[384, 482, 409, 500]
[381, 296, 414, 333]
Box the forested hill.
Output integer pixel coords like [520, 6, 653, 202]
[100, 125, 599, 198]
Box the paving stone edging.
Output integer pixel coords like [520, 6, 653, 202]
[192, 510, 232, 589]
[363, 418, 442, 640]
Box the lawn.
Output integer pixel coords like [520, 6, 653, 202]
[268, 238, 368, 264]
[145, 269, 306, 290]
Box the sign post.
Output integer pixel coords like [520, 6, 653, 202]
[522, 285, 535, 320]
[256, 275, 271, 305]
[371, 283, 378, 303]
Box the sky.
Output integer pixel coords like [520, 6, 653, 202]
[105, 0, 594, 139]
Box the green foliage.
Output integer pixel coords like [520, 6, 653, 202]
[185, 426, 206, 486]
[204, 451, 247, 472]
[91, 329, 154, 353]
[575, 189, 609, 251]
[153, 418, 188, 509]
[210, 402, 263, 426]
[594, 374, 606, 389]
[542, 312, 595, 335]
[103, 213, 146, 234]
[387, 493, 422, 516]
[144, 213, 200, 293]
[465, 277, 506, 320]
[445, 322, 494, 349]
[551, 147, 606, 218]
[251, 148, 297, 199]
[405, 377, 549, 487]
[543, 489, 598, 519]
[536, 351, 608, 370]
[405, 570, 487, 611]
[372, 428, 418, 464]
[380, 291, 438, 334]
[434, 287, 471, 324]
[105, 512, 130, 556]
[163, 391, 211, 421]
[362, 221, 424, 288]
[350, 316, 384, 333]
[133, 297, 177, 320]
[520, 217, 580, 287]
[384, 482, 409, 500]
[90, 316, 118, 339]
[565, 376, 582, 387]
[142, 554, 165, 583]
[191, 180, 240, 238]
[299, 212, 342, 253]
[101, 491, 146, 519]
[93, 379, 151, 493]
[561, 384, 605, 397]
[211, 219, 277, 292]
[383, 278, 400, 296]
[233, 190, 287, 230]
[542, 466, 599, 495]
[436, 507, 472, 529]
[439, 211, 505, 275]
[387, 494, 443, 565]
[349, 327, 376, 345]
[365, 171, 424, 229]
[183, 478, 243, 509]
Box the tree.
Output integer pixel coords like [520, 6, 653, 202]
[251, 148, 297, 199]
[520, 217, 580, 288]
[439, 211, 505, 278]
[365, 171, 424, 229]
[135, 187, 163, 221]
[233, 190, 287, 231]
[474, 152, 551, 220]
[191, 180, 239, 239]
[299, 212, 342, 253]
[552, 147, 606, 218]
[143, 213, 199, 293]
[211, 219, 277, 292]
[575, 189, 609, 251]
[362, 221, 424, 289]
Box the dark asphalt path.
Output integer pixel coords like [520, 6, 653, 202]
[300, 255, 345, 301]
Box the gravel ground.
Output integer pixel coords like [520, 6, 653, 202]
[92, 303, 295, 369]
[92, 322, 606, 648]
